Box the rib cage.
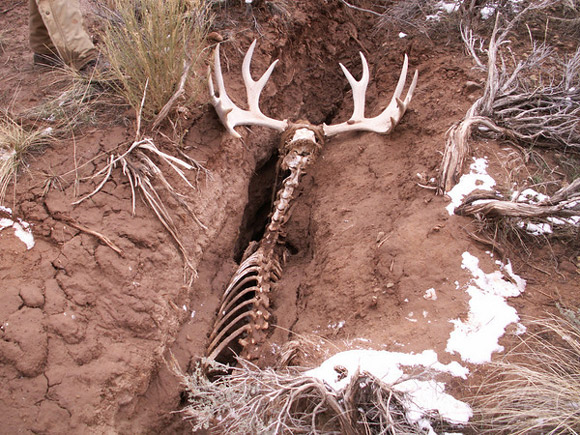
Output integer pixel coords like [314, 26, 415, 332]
[206, 125, 323, 364]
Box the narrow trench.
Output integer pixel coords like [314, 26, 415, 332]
[233, 151, 280, 263]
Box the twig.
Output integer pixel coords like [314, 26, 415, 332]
[338, 0, 382, 17]
[67, 220, 124, 257]
[151, 57, 193, 130]
[135, 79, 148, 140]
[0, 2, 22, 14]
[51, 213, 124, 257]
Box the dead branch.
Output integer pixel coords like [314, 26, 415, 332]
[457, 196, 578, 219]
[181, 359, 462, 434]
[456, 178, 580, 241]
[437, 13, 580, 194]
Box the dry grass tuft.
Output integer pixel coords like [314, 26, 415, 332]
[24, 70, 120, 131]
[0, 113, 53, 204]
[101, 0, 211, 123]
[472, 312, 580, 434]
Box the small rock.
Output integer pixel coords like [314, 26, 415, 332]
[376, 231, 385, 243]
[207, 32, 223, 42]
[559, 260, 577, 274]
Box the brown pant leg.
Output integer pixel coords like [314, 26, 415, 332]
[33, 0, 97, 69]
[29, 0, 56, 55]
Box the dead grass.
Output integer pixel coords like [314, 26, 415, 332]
[0, 112, 53, 204]
[472, 312, 580, 434]
[101, 0, 211, 124]
[24, 69, 120, 132]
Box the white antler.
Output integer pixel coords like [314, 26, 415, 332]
[209, 40, 288, 138]
[323, 52, 418, 137]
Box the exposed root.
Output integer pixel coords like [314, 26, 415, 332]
[74, 137, 205, 280]
[51, 213, 124, 257]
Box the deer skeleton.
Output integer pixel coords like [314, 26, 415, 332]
[206, 40, 417, 364]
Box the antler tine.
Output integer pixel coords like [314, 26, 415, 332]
[338, 51, 370, 122]
[323, 53, 418, 137]
[209, 41, 288, 138]
[243, 40, 279, 115]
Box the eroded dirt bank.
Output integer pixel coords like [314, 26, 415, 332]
[1, 1, 578, 433]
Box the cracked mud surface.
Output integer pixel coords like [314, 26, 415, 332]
[1, 0, 578, 433]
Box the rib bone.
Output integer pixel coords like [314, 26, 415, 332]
[206, 124, 323, 364]
[323, 52, 418, 136]
[208, 40, 288, 138]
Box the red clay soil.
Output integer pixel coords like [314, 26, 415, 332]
[0, 1, 578, 433]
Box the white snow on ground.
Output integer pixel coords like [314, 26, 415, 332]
[513, 188, 549, 203]
[446, 157, 496, 215]
[518, 221, 553, 235]
[446, 252, 525, 364]
[0, 205, 35, 250]
[425, 1, 459, 21]
[306, 349, 472, 432]
[480, 5, 496, 19]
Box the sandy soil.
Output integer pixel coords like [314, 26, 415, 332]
[0, 0, 578, 433]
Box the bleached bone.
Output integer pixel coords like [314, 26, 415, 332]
[208, 40, 288, 138]
[323, 52, 418, 136]
[209, 41, 417, 139]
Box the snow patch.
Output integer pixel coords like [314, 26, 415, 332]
[423, 288, 438, 300]
[0, 207, 35, 250]
[446, 157, 496, 215]
[511, 188, 579, 235]
[446, 252, 525, 364]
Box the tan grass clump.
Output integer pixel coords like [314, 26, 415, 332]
[24, 70, 119, 131]
[472, 313, 580, 434]
[101, 0, 211, 123]
[0, 113, 53, 203]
